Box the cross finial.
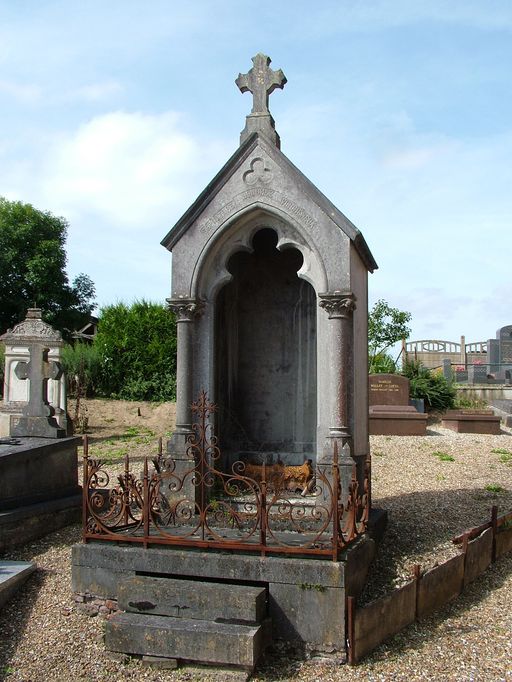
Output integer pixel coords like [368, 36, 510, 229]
[236, 53, 287, 115]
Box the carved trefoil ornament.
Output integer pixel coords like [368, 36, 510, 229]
[243, 157, 273, 186]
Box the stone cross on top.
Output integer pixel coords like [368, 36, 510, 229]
[236, 53, 287, 148]
[236, 53, 287, 115]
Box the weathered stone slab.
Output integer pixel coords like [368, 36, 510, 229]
[369, 406, 428, 436]
[269, 582, 344, 650]
[71, 565, 135, 598]
[118, 575, 266, 623]
[105, 612, 270, 669]
[0, 437, 80, 511]
[72, 543, 346, 651]
[464, 528, 493, 586]
[72, 544, 345, 588]
[496, 527, 512, 558]
[417, 554, 464, 618]
[353, 580, 416, 662]
[441, 410, 501, 434]
[0, 560, 36, 609]
[0, 494, 81, 553]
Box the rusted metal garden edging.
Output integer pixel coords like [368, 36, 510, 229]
[346, 505, 512, 665]
[81, 391, 370, 561]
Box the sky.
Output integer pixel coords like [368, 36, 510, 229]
[1, 0, 511, 350]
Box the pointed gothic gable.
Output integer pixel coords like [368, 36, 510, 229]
[160, 132, 377, 275]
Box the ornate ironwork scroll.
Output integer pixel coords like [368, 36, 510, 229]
[82, 390, 369, 560]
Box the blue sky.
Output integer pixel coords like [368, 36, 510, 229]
[1, 0, 511, 348]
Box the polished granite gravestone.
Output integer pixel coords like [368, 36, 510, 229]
[441, 409, 501, 434]
[369, 374, 427, 436]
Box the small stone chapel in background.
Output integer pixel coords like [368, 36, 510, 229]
[161, 53, 377, 477]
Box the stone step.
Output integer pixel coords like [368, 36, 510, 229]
[0, 561, 36, 609]
[118, 575, 267, 623]
[105, 611, 271, 670]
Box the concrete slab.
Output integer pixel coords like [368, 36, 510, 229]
[0, 560, 36, 609]
[118, 575, 267, 623]
[105, 612, 270, 669]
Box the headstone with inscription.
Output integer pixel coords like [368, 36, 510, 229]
[369, 374, 427, 435]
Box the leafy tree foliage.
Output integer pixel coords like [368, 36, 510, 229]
[0, 197, 95, 335]
[368, 299, 412, 373]
[94, 301, 177, 401]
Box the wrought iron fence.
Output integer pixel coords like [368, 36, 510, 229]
[82, 391, 369, 560]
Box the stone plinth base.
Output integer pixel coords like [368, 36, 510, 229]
[72, 536, 375, 656]
[369, 406, 428, 436]
[441, 410, 501, 434]
[0, 436, 80, 510]
[0, 494, 81, 553]
[0, 436, 81, 552]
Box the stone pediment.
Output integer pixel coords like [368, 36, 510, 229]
[1, 309, 62, 344]
[160, 132, 377, 273]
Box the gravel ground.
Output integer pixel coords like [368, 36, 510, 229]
[1, 423, 511, 682]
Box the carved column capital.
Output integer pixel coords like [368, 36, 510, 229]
[167, 298, 205, 322]
[318, 292, 356, 319]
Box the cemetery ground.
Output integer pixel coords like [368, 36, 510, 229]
[1, 400, 511, 681]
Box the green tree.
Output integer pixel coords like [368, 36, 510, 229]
[0, 197, 95, 335]
[368, 299, 412, 373]
[94, 300, 177, 402]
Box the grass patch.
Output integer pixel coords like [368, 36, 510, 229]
[101, 447, 129, 464]
[484, 484, 505, 494]
[490, 448, 512, 465]
[373, 451, 385, 457]
[491, 448, 512, 455]
[118, 426, 157, 443]
[432, 451, 455, 462]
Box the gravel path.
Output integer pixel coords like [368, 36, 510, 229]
[1, 424, 511, 681]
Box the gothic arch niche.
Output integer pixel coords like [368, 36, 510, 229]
[215, 227, 317, 466]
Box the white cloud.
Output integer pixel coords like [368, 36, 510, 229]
[0, 79, 41, 102]
[71, 81, 124, 102]
[39, 110, 230, 228]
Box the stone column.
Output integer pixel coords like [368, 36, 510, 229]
[319, 293, 356, 449]
[167, 298, 204, 455]
[318, 292, 356, 501]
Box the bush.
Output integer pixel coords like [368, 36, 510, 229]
[94, 300, 177, 402]
[402, 360, 456, 412]
[61, 342, 101, 398]
[370, 352, 397, 374]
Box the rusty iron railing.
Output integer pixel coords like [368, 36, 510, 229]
[82, 391, 369, 560]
